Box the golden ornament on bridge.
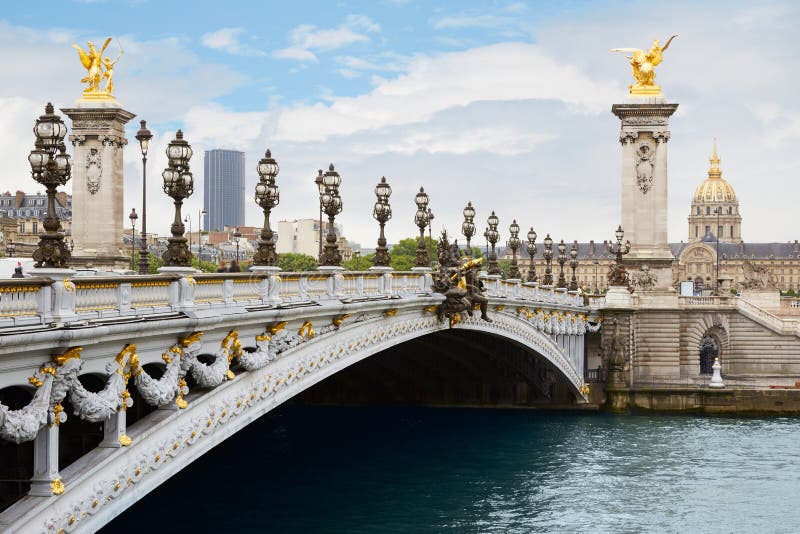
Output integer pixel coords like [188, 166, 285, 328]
[72, 37, 124, 101]
[611, 35, 677, 96]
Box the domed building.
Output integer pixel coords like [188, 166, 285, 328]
[687, 142, 741, 243]
[673, 142, 800, 293]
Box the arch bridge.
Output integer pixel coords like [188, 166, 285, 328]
[0, 269, 600, 532]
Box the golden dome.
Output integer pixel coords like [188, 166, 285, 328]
[693, 141, 736, 203]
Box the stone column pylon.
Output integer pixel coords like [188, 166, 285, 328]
[62, 101, 135, 269]
[612, 96, 678, 290]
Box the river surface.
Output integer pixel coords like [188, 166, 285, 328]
[107, 405, 800, 533]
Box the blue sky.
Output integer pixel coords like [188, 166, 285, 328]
[1, 1, 798, 246]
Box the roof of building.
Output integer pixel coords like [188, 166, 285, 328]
[693, 142, 737, 203]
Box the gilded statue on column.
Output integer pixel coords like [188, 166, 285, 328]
[611, 35, 677, 96]
[72, 37, 123, 100]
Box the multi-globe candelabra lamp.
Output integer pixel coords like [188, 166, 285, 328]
[413, 187, 431, 268]
[319, 164, 343, 267]
[161, 130, 194, 267]
[252, 149, 280, 267]
[372, 176, 392, 268]
[28, 103, 72, 269]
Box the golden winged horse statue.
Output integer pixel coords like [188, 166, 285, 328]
[72, 37, 113, 96]
[611, 35, 677, 95]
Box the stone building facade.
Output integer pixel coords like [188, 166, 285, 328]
[516, 144, 800, 293]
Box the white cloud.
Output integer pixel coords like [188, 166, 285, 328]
[273, 15, 380, 62]
[273, 42, 619, 143]
[201, 27, 265, 56]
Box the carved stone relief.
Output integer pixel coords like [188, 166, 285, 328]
[86, 148, 103, 194]
[635, 142, 655, 194]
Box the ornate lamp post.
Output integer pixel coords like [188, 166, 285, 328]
[593, 259, 600, 293]
[135, 120, 152, 275]
[486, 211, 500, 275]
[161, 130, 194, 267]
[556, 239, 568, 288]
[319, 164, 343, 267]
[314, 169, 324, 260]
[462, 201, 476, 257]
[526, 227, 538, 283]
[427, 208, 435, 268]
[233, 228, 242, 264]
[484, 227, 489, 258]
[542, 234, 554, 285]
[569, 240, 579, 291]
[252, 149, 280, 266]
[184, 215, 192, 253]
[372, 176, 392, 268]
[5, 240, 15, 257]
[608, 225, 632, 286]
[129, 208, 138, 271]
[413, 187, 430, 268]
[197, 208, 207, 260]
[28, 103, 71, 269]
[507, 219, 521, 279]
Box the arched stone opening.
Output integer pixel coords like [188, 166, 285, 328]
[0, 386, 34, 513]
[295, 329, 578, 407]
[699, 334, 719, 374]
[127, 362, 164, 426]
[59, 373, 104, 469]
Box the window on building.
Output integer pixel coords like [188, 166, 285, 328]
[718, 225, 723, 237]
[695, 225, 699, 238]
[705, 225, 710, 235]
[730, 225, 734, 237]
[728, 207, 732, 215]
[18, 223, 24, 234]
[32, 222, 38, 234]
[706, 206, 711, 215]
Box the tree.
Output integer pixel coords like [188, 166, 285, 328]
[278, 253, 317, 272]
[343, 254, 374, 271]
[191, 256, 219, 273]
[388, 236, 439, 271]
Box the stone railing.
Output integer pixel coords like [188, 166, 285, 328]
[0, 268, 595, 328]
[779, 297, 800, 316]
[737, 297, 800, 337]
[481, 276, 584, 307]
[678, 295, 736, 309]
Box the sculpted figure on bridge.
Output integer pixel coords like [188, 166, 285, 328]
[434, 230, 491, 324]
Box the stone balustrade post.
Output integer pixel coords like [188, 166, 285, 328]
[100, 400, 131, 448]
[380, 272, 394, 296]
[223, 279, 234, 305]
[29, 420, 61, 496]
[118, 282, 132, 314]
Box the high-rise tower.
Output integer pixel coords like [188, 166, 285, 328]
[203, 149, 245, 231]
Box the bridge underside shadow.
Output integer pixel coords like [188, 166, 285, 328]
[296, 330, 578, 408]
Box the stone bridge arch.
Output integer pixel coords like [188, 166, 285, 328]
[1, 306, 588, 533]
